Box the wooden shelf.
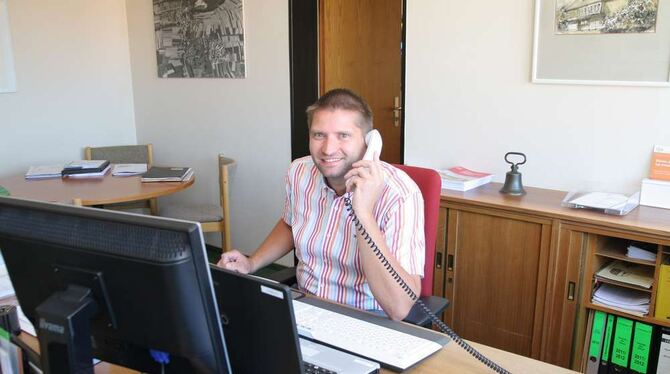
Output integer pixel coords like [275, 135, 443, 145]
[594, 249, 656, 267]
[585, 302, 670, 328]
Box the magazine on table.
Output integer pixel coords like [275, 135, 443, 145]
[437, 166, 493, 191]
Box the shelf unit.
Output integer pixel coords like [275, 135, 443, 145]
[583, 233, 670, 328]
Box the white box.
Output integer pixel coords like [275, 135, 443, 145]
[640, 178, 670, 209]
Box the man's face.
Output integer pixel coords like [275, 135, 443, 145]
[309, 109, 367, 186]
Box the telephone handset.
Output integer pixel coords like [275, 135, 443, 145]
[344, 131, 510, 373]
[363, 129, 383, 161]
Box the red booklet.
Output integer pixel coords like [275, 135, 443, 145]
[437, 166, 493, 191]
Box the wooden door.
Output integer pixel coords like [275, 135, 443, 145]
[540, 224, 586, 369]
[446, 207, 552, 358]
[319, 0, 403, 163]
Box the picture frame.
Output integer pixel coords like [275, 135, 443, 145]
[531, 0, 670, 87]
[0, 0, 16, 93]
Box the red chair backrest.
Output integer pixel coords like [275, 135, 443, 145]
[392, 164, 441, 298]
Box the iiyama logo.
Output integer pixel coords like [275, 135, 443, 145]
[39, 319, 65, 334]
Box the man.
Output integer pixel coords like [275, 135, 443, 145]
[218, 89, 425, 320]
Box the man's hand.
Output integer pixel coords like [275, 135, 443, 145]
[217, 250, 254, 274]
[344, 151, 384, 217]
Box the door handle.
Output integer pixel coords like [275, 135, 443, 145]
[393, 96, 402, 127]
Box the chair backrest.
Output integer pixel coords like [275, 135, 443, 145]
[85, 144, 154, 167]
[218, 155, 236, 251]
[392, 164, 441, 298]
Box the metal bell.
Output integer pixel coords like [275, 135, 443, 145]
[500, 152, 526, 196]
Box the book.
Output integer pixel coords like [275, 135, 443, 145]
[62, 165, 111, 179]
[654, 260, 670, 321]
[112, 163, 148, 176]
[650, 145, 670, 181]
[595, 260, 654, 289]
[141, 167, 193, 183]
[437, 166, 493, 191]
[61, 160, 110, 176]
[24, 164, 63, 179]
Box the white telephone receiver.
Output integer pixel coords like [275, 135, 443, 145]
[363, 130, 383, 161]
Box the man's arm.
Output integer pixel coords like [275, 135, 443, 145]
[345, 156, 421, 321]
[217, 219, 294, 274]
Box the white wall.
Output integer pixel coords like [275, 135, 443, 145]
[125, 0, 291, 259]
[405, 0, 670, 194]
[0, 0, 136, 177]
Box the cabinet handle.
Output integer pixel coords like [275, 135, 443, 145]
[435, 252, 442, 269]
[567, 281, 575, 301]
[447, 254, 454, 271]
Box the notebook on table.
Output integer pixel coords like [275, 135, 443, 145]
[209, 266, 380, 374]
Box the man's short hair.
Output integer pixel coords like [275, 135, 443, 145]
[306, 88, 373, 132]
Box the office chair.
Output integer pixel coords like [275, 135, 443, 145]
[392, 164, 450, 327]
[84, 144, 157, 215]
[159, 154, 234, 252]
[268, 164, 449, 327]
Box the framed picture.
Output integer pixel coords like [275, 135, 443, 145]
[152, 0, 246, 79]
[532, 0, 670, 87]
[0, 0, 16, 93]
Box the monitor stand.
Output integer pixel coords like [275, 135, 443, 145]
[35, 284, 98, 374]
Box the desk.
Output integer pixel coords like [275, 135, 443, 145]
[0, 174, 193, 206]
[14, 331, 577, 373]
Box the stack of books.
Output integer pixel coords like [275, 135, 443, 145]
[141, 167, 193, 183]
[640, 145, 670, 209]
[25, 164, 64, 179]
[61, 160, 111, 178]
[437, 166, 493, 191]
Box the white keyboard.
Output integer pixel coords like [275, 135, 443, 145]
[292, 300, 442, 370]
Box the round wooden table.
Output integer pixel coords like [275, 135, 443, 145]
[0, 174, 194, 206]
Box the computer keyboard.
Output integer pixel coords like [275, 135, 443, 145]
[304, 362, 337, 374]
[292, 300, 442, 371]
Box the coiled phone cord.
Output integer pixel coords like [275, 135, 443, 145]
[345, 197, 511, 374]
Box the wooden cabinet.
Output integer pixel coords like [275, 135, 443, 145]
[434, 183, 670, 371]
[444, 205, 552, 358]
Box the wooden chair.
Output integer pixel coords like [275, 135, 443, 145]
[84, 144, 157, 215]
[159, 154, 234, 252]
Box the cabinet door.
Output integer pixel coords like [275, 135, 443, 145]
[540, 224, 586, 369]
[446, 207, 552, 358]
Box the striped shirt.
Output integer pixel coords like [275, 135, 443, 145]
[282, 156, 425, 311]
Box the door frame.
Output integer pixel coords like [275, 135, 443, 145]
[288, 0, 407, 163]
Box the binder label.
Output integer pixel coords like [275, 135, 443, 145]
[630, 322, 652, 373]
[589, 311, 606, 360]
[611, 317, 633, 367]
[602, 315, 615, 361]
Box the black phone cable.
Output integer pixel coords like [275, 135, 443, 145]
[345, 197, 511, 374]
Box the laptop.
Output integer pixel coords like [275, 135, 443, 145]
[209, 265, 380, 374]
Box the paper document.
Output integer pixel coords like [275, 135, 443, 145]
[592, 283, 650, 316]
[595, 260, 654, 289]
[626, 244, 657, 262]
[112, 163, 147, 176]
[569, 192, 629, 210]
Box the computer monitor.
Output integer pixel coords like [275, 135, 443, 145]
[0, 196, 231, 374]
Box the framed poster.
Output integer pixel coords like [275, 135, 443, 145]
[153, 0, 246, 78]
[532, 0, 670, 86]
[0, 0, 16, 93]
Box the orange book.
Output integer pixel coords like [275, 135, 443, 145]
[650, 145, 670, 181]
